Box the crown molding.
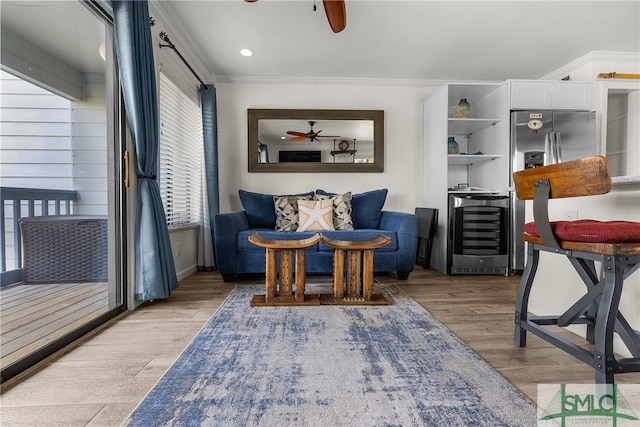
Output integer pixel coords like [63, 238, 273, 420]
[540, 51, 640, 80]
[213, 75, 460, 88]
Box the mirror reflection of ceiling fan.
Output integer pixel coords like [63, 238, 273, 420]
[287, 121, 339, 142]
[244, 0, 346, 33]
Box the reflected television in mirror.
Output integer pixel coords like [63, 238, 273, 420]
[248, 109, 384, 172]
[279, 150, 321, 163]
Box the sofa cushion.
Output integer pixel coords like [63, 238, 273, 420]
[298, 199, 335, 231]
[317, 189, 387, 230]
[239, 189, 314, 229]
[351, 189, 388, 229]
[274, 195, 312, 231]
[315, 192, 354, 230]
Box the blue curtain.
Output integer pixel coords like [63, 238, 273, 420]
[113, 0, 178, 301]
[199, 84, 219, 269]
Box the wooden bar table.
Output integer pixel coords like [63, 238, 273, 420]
[320, 234, 391, 305]
[248, 232, 322, 306]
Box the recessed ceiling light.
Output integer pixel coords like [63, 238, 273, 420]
[240, 49, 253, 57]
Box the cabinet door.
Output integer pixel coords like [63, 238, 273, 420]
[551, 83, 592, 109]
[510, 81, 592, 110]
[510, 81, 552, 109]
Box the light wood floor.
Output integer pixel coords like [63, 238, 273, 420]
[1, 268, 639, 426]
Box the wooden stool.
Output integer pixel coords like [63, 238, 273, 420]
[248, 233, 322, 306]
[320, 234, 391, 305]
[512, 156, 640, 385]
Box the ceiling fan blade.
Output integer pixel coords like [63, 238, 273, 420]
[287, 131, 308, 137]
[291, 136, 309, 141]
[323, 0, 346, 33]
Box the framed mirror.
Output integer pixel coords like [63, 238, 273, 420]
[248, 109, 384, 172]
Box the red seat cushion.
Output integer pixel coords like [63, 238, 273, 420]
[524, 220, 640, 243]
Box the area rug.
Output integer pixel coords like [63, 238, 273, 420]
[125, 282, 538, 426]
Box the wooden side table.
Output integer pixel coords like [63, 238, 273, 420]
[320, 234, 391, 305]
[248, 233, 322, 306]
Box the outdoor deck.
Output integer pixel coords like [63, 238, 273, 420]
[0, 281, 109, 369]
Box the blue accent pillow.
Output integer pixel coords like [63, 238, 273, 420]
[239, 189, 314, 229]
[317, 188, 388, 230]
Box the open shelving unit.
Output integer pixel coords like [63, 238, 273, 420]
[422, 82, 510, 274]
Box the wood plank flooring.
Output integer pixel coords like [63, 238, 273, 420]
[1, 282, 109, 368]
[1, 269, 639, 426]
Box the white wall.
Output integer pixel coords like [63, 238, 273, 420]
[216, 82, 440, 214]
[169, 227, 199, 281]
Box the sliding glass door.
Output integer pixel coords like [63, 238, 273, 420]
[0, 0, 127, 382]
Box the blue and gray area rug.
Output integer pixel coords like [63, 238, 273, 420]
[126, 282, 538, 426]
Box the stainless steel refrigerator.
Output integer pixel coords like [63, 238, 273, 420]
[510, 110, 597, 270]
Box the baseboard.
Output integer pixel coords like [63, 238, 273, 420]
[177, 264, 198, 281]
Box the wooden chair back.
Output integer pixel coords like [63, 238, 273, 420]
[513, 155, 612, 201]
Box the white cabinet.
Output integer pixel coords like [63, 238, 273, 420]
[509, 80, 592, 110]
[423, 82, 510, 274]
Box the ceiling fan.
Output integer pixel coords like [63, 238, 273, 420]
[287, 121, 339, 142]
[244, 0, 346, 33]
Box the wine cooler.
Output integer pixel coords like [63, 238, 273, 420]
[448, 194, 509, 275]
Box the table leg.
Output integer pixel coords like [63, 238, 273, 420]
[280, 250, 293, 297]
[265, 248, 277, 303]
[295, 248, 306, 303]
[362, 249, 374, 300]
[347, 251, 360, 299]
[333, 249, 345, 298]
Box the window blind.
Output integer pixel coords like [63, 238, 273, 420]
[158, 72, 203, 227]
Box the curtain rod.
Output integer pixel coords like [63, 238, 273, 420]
[159, 31, 208, 89]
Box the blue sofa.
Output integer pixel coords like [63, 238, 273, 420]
[213, 189, 418, 282]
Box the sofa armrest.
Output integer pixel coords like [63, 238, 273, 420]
[213, 211, 249, 275]
[380, 211, 418, 273]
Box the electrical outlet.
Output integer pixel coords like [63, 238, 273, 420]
[565, 210, 579, 221]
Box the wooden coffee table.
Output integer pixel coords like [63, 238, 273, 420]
[248, 233, 322, 306]
[320, 234, 391, 305]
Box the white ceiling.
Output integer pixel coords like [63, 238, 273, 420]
[0, 1, 637, 84]
[158, 0, 640, 83]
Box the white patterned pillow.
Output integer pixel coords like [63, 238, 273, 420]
[297, 199, 335, 232]
[315, 192, 354, 230]
[274, 195, 311, 231]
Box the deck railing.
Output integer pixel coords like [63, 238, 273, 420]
[1, 187, 78, 285]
